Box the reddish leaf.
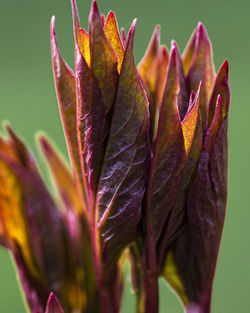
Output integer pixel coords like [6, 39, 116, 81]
[96, 20, 150, 265]
[39, 136, 85, 216]
[158, 90, 202, 269]
[186, 23, 215, 131]
[75, 39, 106, 207]
[138, 26, 160, 140]
[207, 60, 230, 129]
[89, 0, 118, 115]
[0, 130, 66, 311]
[2, 156, 66, 290]
[171, 41, 189, 120]
[146, 44, 186, 242]
[138, 26, 160, 81]
[172, 112, 229, 310]
[155, 46, 169, 111]
[50, 18, 83, 200]
[182, 27, 197, 76]
[121, 28, 127, 46]
[71, 0, 91, 67]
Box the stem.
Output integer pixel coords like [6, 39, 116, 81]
[91, 220, 118, 313]
[142, 238, 159, 313]
[143, 269, 159, 313]
[98, 282, 118, 313]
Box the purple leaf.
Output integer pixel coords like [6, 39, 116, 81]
[173, 113, 229, 311]
[185, 23, 215, 131]
[96, 20, 150, 265]
[50, 18, 83, 198]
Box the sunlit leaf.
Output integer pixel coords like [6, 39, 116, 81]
[104, 11, 125, 73]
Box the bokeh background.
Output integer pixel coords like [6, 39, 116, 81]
[0, 0, 249, 312]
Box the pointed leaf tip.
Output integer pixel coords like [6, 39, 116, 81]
[71, 0, 80, 37]
[50, 15, 59, 58]
[91, 0, 100, 20]
[46, 293, 64, 313]
[207, 59, 230, 128]
[51, 16, 55, 31]
[121, 27, 126, 45]
[171, 40, 177, 50]
[197, 22, 208, 36]
[138, 24, 160, 73]
[186, 21, 215, 131]
[127, 19, 137, 46]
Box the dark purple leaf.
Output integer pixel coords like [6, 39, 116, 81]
[96, 20, 150, 265]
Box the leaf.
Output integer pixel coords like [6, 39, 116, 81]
[186, 23, 215, 131]
[0, 131, 59, 311]
[2, 156, 66, 289]
[182, 27, 197, 76]
[138, 26, 160, 140]
[0, 133, 40, 279]
[171, 41, 189, 120]
[172, 112, 229, 309]
[75, 37, 106, 206]
[39, 136, 85, 216]
[104, 11, 125, 73]
[146, 44, 186, 242]
[158, 91, 202, 269]
[121, 28, 127, 46]
[207, 60, 230, 128]
[39, 137, 100, 313]
[181, 82, 201, 156]
[96, 20, 150, 265]
[138, 26, 160, 81]
[78, 28, 91, 67]
[45, 293, 64, 313]
[155, 46, 169, 110]
[71, 0, 91, 67]
[50, 18, 83, 198]
[161, 73, 230, 307]
[89, 0, 118, 115]
[75, 1, 121, 202]
[0, 130, 67, 291]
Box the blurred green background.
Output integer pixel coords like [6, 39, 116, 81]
[0, 0, 249, 312]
